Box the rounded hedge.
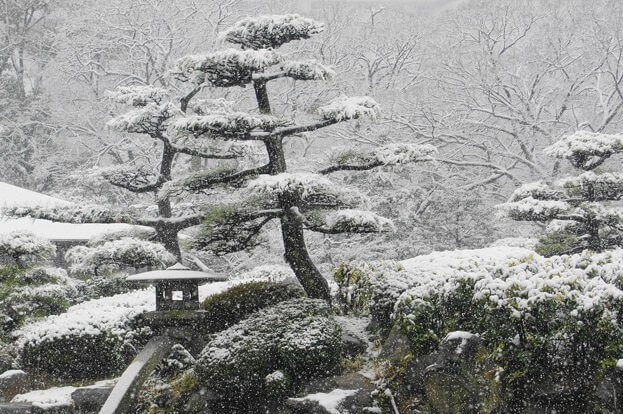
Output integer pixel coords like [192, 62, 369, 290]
[202, 281, 304, 332]
[195, 298, 342, 409]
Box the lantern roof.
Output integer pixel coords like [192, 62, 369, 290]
[126, 263, 227, 282]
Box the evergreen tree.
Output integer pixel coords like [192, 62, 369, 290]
[5, 14, 436, 300]
[499, 131, 623, 255]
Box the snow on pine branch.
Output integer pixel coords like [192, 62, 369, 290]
[281, 60, 334, 81]
[105, 85, 167, 107]
[172, 112, 290, 136]
[318, 96, 380, 122]
[497, 197, 570, 221]
[189, 98, 236, 115]
[508, 181, 561, 202]
[107, 103, 178, 135]
[172, 49, 281, 86]
[158, 167, 239, 200]
[577, 203, 623, 224]
[544, 131, 623, 170]
[246, 173, 363, 209]
[221, 14, 324, 50]
[372, 143, 437, 165]
[323, 209, 394, 233]
[3, 204, 137, 224]
[247, 173, 338, 199]
[99, 164, 157, 192]
[558, 172, 623, 201]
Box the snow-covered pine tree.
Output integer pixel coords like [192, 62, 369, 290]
[166, 14, 436, 300]
[499, 131, 623, 254]
[2, 84, 241, 260]
[4, 14, 435, 300]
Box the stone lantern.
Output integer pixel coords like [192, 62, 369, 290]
[126, 263, 227, 311]
[103, 264, 228, 413]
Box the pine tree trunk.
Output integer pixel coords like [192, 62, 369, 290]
[253, 79, 331, 301]
[281, 209, 331, 301]
[154, 224, 182, 262]
[155, 142, 181, 261]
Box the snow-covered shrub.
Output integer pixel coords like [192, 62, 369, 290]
[0, 267, 84, 330]
[156, 344, 196, 379]
[83, 272, 135, 299]
[232, 264, 296, 283]
[201, 281, 304, 332]
[334, 247, 532, 335]
[195, 298, 342, 408]
[0, 231, 55, 268]
[392, 248, 623, 409]
[334, 260, 406, 329]
[14, 281, 231, 381]
[15, 289, 154, 380]
[65, 238, 176, 276]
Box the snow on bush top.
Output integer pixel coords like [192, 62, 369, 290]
[325, 209, 394, 233]
[172, 112, 289, 136]
[15, 281, 232, 348]
[14, 288, 154, 348]
[544, 131, 623, 168]
[232, 264, 296, 282]
[0, 231, 56, 266]
[318, 96, 380, 122]
[106, 85, 167, 107]
[221, 14, 324, 50]
[173, 49, 281, 86]
[335, 247, 530, 321]
[281, 60, 334, 81]
[64, 238, 176, 275]
[107, 103, 177, 134]
[397, 248, 623, 323]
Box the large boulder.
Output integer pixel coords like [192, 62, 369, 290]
[0, 371, 33, 403]
[71, 381, 115, 414]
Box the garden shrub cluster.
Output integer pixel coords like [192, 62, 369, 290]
[334, 247, 529, 334]
[201, 281, 305, 331]
[195, 298, 342, 410]
[0, 231, 56, 268]
[15, 289, 154, 380]
[337, 246, 623, 412]
[0, 267, 84, 331]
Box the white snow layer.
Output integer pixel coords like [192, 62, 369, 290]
[0, 182, 143, 241]
[544, 130, 623, 159]
[15, 281, 232, 348]
[11, 386, 75, 409]
[290, 389, 358, 414]
[318, 96, 380, 121]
